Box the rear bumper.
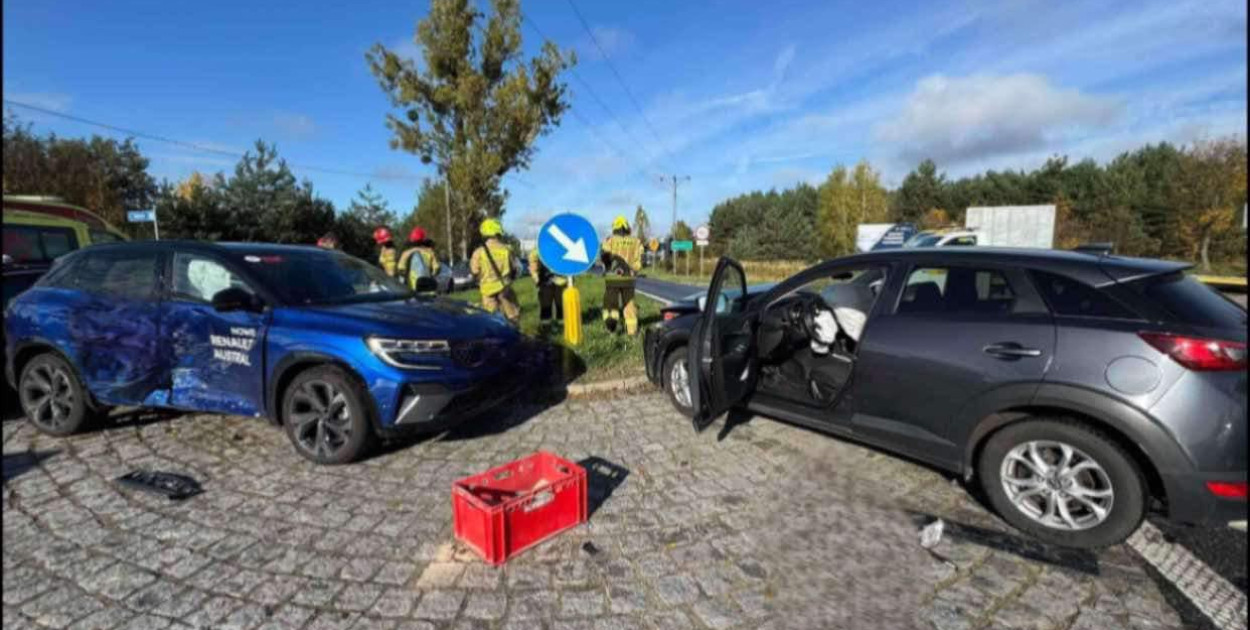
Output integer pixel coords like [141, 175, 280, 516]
[1160, 470, 1248, 527]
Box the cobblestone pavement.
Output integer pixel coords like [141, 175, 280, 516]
[2, 391, 1196, 630]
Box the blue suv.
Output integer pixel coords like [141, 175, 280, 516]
[4, 241, 535, 464]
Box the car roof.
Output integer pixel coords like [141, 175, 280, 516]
[74, 240, 333, 256]
[833, 247, 1190, 287]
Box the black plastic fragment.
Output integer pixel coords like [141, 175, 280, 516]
[115, 470, 203, 501]
[581, 541, 601, 556]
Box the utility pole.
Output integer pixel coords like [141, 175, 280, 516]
[658, 174, 691, 238]
[443, 172, 454, 266]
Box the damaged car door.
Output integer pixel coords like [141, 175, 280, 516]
[161, 251, 268, 416]
[65, 249, 166, 404]
[688, 257, 758, 432]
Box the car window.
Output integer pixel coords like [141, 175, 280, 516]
[1130, 272, 1246, 329]
[899, 267, 1016, 315]
[74, 251, 160, 300]
[777, 267, 888, 313]
[2, 225, 79, 264]
[1031, 271, 1138, 319]
[945, 236, 977, 246]
[89, 229, 124, 245]
[231, 250, 408, 305]
[172, 253, 252, 302]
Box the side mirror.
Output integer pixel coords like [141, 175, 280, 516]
[211, 287, 260, 313]
[414, 276, 438, 293]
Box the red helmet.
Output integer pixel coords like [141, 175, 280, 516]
[409, 227, 427, 243]
[372, 227, 392, 244]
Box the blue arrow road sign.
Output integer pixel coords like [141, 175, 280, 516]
[127, 209, 156, 223]
[537, 213, 600, 277]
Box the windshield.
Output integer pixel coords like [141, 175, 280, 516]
[903, 233, 943, 248]
[230, 250, 409, 305]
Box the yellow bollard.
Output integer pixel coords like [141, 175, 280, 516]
[562, 278, 582, 346]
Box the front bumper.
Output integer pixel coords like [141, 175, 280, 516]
[643, 327, 662, 385]
[1161, 470, 1248, 527]
[384, 339, 549, 435]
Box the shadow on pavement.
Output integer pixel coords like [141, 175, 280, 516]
[91, 407, 184, 434]
[1, 449, 59, 485]
[904, 510, 1101, 575]
[577, 456, 630, 518]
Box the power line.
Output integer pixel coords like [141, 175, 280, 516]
[562, 0, 675, 168]
[4, 99, 432, 184]
[520, 12, 660, 170]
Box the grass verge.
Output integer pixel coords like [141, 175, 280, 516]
[448, 275, 661, 383]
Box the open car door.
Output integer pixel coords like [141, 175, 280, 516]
[688, 257, 758, 432]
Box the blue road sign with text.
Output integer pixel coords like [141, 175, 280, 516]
[127, 210, 156, 223]
[537, 213, 600, 277]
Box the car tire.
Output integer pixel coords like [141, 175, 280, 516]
[661, 346, 694, 418]
[18, 353, 99, 436]
[978, 418, 1146, 549]
[282, 365, 375, 465]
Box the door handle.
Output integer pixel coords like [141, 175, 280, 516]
[983, 343, 1042, 358]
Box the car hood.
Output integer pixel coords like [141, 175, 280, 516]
[296, 297, 516, 340]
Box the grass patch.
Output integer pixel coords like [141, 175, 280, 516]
[448, 275, 661, 383]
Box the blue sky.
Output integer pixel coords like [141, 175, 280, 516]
[4, 0, 1246, 239]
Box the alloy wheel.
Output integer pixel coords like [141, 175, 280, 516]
[670, 358, 691, 408]
[288, 379, 353, 460]
[1000, 440, 1115, 531]
[20, 363, 76, 431]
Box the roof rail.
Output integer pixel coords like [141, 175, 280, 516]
[1072, 242, 1114, 257]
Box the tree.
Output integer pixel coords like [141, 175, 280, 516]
[346, 183, 398, 230]
[672, 220, 693, 242]
[2, 112, 156, 234]
[366, 0, 575, 257]
[892, 159, 947, 223]
[633, 205, 650, 243]
[817, 160, 888, 257]
[213, 141, 335, 245]
[1173, 138, 1247, 270]
[399, 178, 456, 261]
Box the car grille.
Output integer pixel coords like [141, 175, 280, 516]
[450, 339, 509, 368]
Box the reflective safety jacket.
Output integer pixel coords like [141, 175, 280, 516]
[398, 246, 440, 289]
[602, 235, 643, 283]
[470, 239, 514, 296]
[378, 246, 398, 277]
[529, 248, 566, 286]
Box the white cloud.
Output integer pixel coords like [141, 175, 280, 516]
[272, 112, 317, 140]
[876, 74, 1121, 166]
[579, 26, 635, 61]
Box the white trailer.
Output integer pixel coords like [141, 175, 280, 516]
[964, 205, 1056, 249]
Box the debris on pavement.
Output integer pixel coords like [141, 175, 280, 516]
[115, 470, 203, 501]
[920, 517, 945, 549]
[582, 541, 601, 556]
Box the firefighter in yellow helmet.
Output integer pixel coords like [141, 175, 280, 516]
[397, 227, 441, 292]
[601, 215, 644, 335]
[529, 245, 565, 329]
[469, 218, 520, 324]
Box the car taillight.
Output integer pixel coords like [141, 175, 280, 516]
[663, 311, 678, 321]
[1139, 332, 1247, 371]
[1206, 481, 1248, 499]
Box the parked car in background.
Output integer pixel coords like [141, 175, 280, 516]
[448, 261, 475, 291]
[3, 195, 128, 307]
[645, 248, 1246, 548]
[5, 241, 537, 464]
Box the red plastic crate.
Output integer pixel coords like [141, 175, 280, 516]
[452, 451, 587, 565]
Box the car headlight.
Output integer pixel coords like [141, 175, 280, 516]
[366, 337, 449, 369]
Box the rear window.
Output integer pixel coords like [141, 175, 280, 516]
[1133, 272, 1246, 329]
[74, 251, 160, 300]
[2, 225, 79, 264]
[1031, 271, 1138, 319]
